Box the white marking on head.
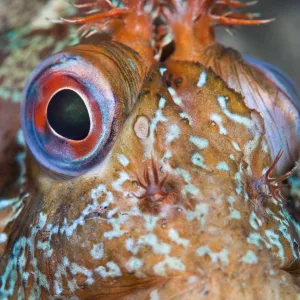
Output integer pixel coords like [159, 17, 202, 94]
[179, 112, 193, 125]
[234, 172, 243, 195]
[216, 161, 230, 171]
[104, 217, 128, 240]
[176, 168, 200, 196]
[268, 207, 298, 260]
[210, 113, 227, 135]
[0, 233, 7, 244]
[112, 172, 129, 192]
[247, 233, 271, 249]
[168, 228, 190, 247]
[90, 243, 104, 260]
[126, 234, 171, 256]
[142, 97, 168, 158]
[196, 246, 229, 266]
[166, 124, 181, 144]
[197, 71, 207, 87]
[159, 67, 167, 76]
[232, 141, 241, 151]
[117, 154, 130, 167]
[265, 230, 285, 265]
[134, 115, 150, 139]
[95, 261, 122, 278]
[187, 204, 209, 228]
[249, 211, 262, 230]
[217, 96, 254, 129]
[227, 196, 241, 219]
[241, 250, 258, 264]
[189, 136, 208, 149]
[125, 257, 144, 272]
[168, 87, 184, 107]
[191, 153, 209, 170]
[143, 215, 159, 231]
[153, 256, 186, 276]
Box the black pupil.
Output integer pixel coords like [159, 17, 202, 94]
[47, 89, 90, 141]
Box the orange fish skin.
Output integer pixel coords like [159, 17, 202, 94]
[0, 1, 299, 299]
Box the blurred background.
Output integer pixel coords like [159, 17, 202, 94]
[217, 0, 300, 87]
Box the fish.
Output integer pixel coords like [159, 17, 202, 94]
[0, 0, 299, 299]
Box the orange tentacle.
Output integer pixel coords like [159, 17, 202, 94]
[215, 0, 258, 8]
[211, 14, 274, 26]
[60, 7, 128, 24]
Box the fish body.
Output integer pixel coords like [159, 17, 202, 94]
[0, 1, 299, 299]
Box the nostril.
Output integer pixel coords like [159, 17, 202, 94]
[47, 89, 90, 141]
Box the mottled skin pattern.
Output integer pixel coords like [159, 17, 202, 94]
[0, 0, 300, 299]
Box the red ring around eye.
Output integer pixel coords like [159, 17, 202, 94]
[21, 52, 117, 176]
[34, 74, 102, 159]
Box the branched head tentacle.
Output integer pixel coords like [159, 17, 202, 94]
[134, 158, 169, 203]
[251, 150, 298, 222]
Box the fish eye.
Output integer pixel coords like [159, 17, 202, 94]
[47, 89, 91, 141]
[21, 49, 119, 177]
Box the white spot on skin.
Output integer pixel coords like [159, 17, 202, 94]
[267, 207, 298, 260]
[144, 215, 159, 231]
[230, 154, 235, 160]
[134, 115, 150, 139]
[125, 257, 144, 272]
[0, 233, 7, 243]
[191, 153, 209, 170]
[112, 172, 129, 192]
[176, 168, 200, 196]
[210, 113, 227, 135]
[217, 96, 254, 129]
[95, 261, 122, 278]
[234, 172, 243, 195]
[125, 234, 171, 256]
[166, 124, 181, 144]
[179, 112, 193, 125]
[187, 204, 209, 228]
[196, 246, 229, 266]
[117, 154, 129, 167]
[104, 211, 128, 240]
[143, 97, 168, 158]
[150, 289, 160, 300]
[189, 136, 208, 149]
[168, 228, 190, 247]
[227, 196, 241, 219]
[162, 123, 181, 161]
[70, 262, 94, 285]
[17, 129, 25, 146]
[197, 71, 207, 87]
[216, 161, 230, 171]
[265, 230, 285, 265]
[90, 243, 104, 260]
[241, 250, 258, 264]
[37, 240, 53, 258]
[249, 211, 263, 230]
[159, 67, 167, 76]
[153, 256, 186, 276]
[232, 141, 241, 151]
[247, 233, 271, 249]
[168, 87, 184, 107]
